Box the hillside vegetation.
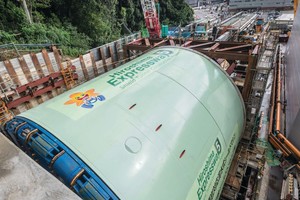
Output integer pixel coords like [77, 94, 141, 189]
[0, 0, 193, 56]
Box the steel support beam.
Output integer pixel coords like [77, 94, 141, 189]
[188, 42, 215, 49]
[153, 40, 168, 47]
[181, 40, 193, 47]
[123, 38, 257, 99]
[242, 52, 258, 100]
[217, 44, 253, 52]
[196, 49, 250, 61]
[209, 43, 220, 51]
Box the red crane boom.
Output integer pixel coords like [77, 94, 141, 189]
[141, 0, 161, 38]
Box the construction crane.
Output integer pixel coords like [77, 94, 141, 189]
[140, 0, 161, 38]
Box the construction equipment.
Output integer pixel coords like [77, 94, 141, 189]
[61, 64, 76, 90]
[0, 100, 13, 124]
[140, 0, 161, 38]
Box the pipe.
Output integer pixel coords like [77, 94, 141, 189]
[269, 133, 290, 156]
[269, 136, 289, 157]
[276, 50, 282, 131]
[268, 47, 277, 135]
[220, 11, 244, 26]
[277, 134, 300, 159]
[239, 14, 258, 32]
[274, 49, 300, 160]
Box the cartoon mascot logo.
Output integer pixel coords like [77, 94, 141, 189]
[64, 89, 105, 109]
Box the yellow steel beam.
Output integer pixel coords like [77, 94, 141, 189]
[295, 0, 299, 16]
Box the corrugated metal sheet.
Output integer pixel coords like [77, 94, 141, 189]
[286, 6, 300, 148]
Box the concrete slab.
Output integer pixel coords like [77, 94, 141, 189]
[267, 166, 283, 200]
[0, 134, 81, 200]
[276, 14, 294, 22]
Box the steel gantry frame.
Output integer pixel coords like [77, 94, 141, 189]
[123, 38, 259, 100]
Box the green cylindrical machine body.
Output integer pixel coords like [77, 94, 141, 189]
[8, 47, 245, 199]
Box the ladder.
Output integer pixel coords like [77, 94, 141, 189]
[61, 67, 75, 90]
[0, 100, 13, 124]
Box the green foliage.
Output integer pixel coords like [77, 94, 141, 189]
[117, 0, 144, 33]
[0, 1, 27, 31]
[0, 0, 194, 56]
[19, 23, 91, 56]
[0, 30, 17, 44]
[116, 0, 193, 33]
[50, 0, 121, 47]
[159, 0, 194, 26]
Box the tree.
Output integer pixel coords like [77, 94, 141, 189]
[159, 0, 194, 26]
[0, 0, 194, 56]
[116, 0, 194, 34]
[50, 0, 121, 46]
[21, 0, 32, 23]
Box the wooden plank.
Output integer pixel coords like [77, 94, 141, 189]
[123, 46, 130, 61]
[226, 62, 237, 75]
[153, 39, 167, 47]
[42, 49, 63, 94]
[89, 51, 98, 77]
[12, 108, 20, 115]
[3, 60, 21, 86]
[52, 46, 63, 70]
[127, 38, 143, 45]
[47, 91, 54, 99]
[209, 43, 220, 51]
[30, 53, 44, 78]
[41, 49, 54, 73]
[181, 40, 193, 47]
[145, 38, 150, 46]
[109, 46, 116, 69]
[79, 55, 90, 80]
[113, 43, 119, 61]
[99, 48, 108, 72]
[36, 96, 44, 104]
[114, 42, 120, 67]
[0, 72, 7, 92]
[18, 57, 33, 82]
[24, 102, 33, 110]
[169, 39, 175, 46]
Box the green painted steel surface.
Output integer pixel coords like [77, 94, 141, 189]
[161, 25, 168, 38]
[19, 47, 245, 200]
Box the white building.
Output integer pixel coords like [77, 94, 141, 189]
[229, 0, 292, 10]
[186, 0, 224, 7]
